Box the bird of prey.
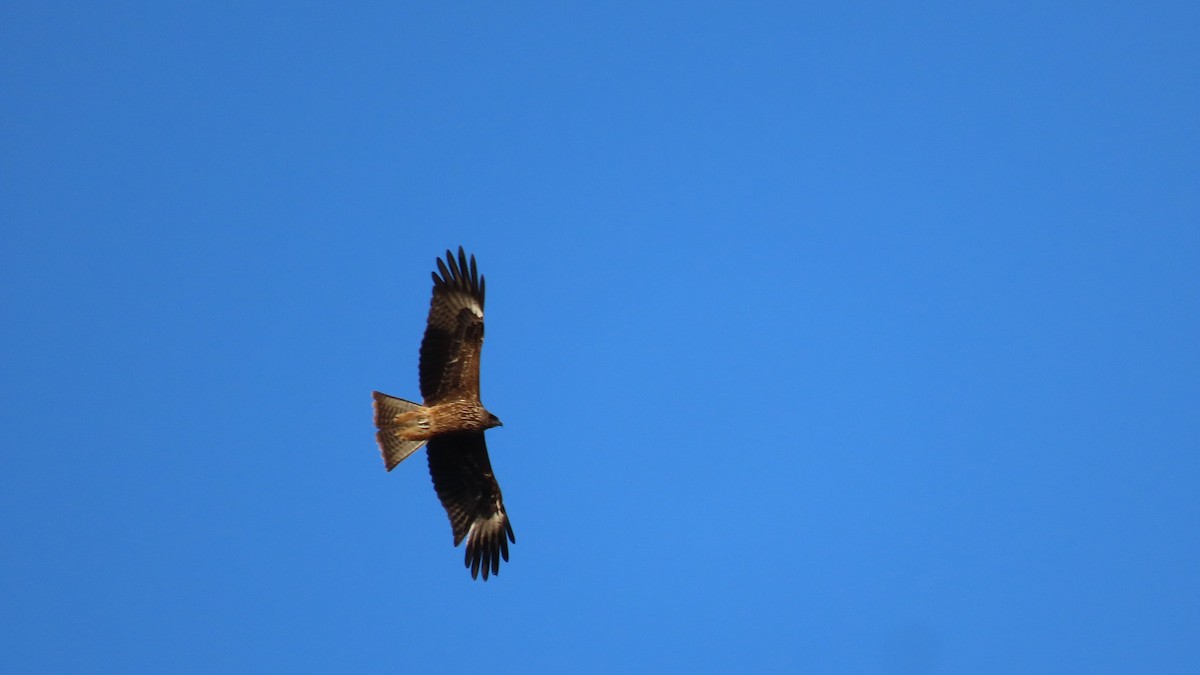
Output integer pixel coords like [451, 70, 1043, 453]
[372, 247, 515, 580]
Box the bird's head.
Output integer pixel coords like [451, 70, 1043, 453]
[486, 411, 503, 429]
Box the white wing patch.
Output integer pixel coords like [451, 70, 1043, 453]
[443, 289, 483, 319]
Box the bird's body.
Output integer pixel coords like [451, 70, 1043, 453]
[372, 247, 515, 580]
[381, 399, 496, 442]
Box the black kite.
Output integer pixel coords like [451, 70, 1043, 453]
[372, 247, 515, 580]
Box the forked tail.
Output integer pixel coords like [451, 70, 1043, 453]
[372, 391, 429, 471]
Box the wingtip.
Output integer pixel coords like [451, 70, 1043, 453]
[430, 246, 485, 308]
[459, 515, 515, 581]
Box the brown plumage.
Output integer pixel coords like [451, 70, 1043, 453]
[372, 247, 515, 580]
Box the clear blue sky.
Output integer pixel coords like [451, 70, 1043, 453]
[2, 2, 1197, 673]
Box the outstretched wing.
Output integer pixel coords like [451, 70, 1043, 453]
[420, 247, 485, 404]
[426, 432, 515, 580]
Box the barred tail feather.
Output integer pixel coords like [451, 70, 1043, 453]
[372, 391, 428, 471]
[376, 431, 427, 471]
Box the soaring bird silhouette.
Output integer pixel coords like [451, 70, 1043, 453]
[372, 247, 514, 580]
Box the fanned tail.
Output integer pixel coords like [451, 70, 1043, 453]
[372, 391, 428, 471]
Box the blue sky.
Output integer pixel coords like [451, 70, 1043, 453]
[2, 2, 1197, 673]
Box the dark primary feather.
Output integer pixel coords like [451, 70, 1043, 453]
[426, 432, 515, 580]
[419, 247, 486, 404]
